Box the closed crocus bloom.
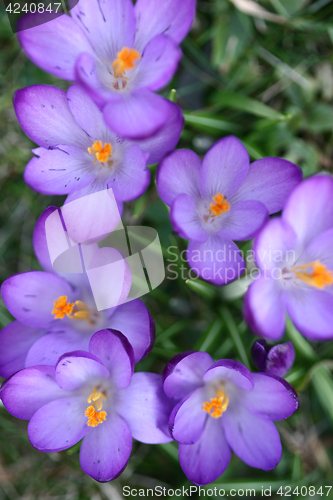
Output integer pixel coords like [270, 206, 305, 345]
[251, 340, 295, 378]
[157, 136, 302, 285]
[17, 0, 195, 140]
[14, 84, 183, 208]
[245, 175, 333, 341]
[163, 352, 299, 486]
[0, 329, 173, 482]
[0, 207, 155, 378]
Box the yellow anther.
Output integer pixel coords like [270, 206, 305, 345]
[88, 140, 113, 163]
[292, 260, 333, 290]
[85, 387, 107, 427]
[209, 193, 230, 217]
[203, 386, 229, 419]
[52, 296, 74, 319]
[52, 298, 95, 323]
[112, 47, 141, 78]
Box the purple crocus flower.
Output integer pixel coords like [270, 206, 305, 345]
[0, 206, 155, 378]
[163, 351, 299, 485]
[251, 340, 295, 378]
[157, 136, 302, 285]
[17, 0, 195, 140]
[0, 329, 173, 482]
[14, 84, 183, 210]
[244, 175, 333, 341]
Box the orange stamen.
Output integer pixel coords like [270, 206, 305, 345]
[88, 140, 113, 163]
[52, 296, 74, 319]
[85, 387, 107, 427]
[292, 260, 333, 290]
[203, 386, 229, 419]
[209, 193, 230, 217]
[112, 47, 141, 78]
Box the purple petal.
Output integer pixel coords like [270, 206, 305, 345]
[297, 227, 333, 271]
[103, 90, 173, 140]
[75, 53, 114, 109]
[33, 206, 59, 273]
[0, 365, 64, 420]
[13, 85, 88, 149]
[163, 351, 213, 400]
[157, 149, 201, 206]
[117, 373, 173, 444]
[222, 404, 282, 470]
[55, 352, 109, 391]
[265, 341, 295, 377]
[244, 277, 286, 340]
[187, 236, 245, 286]
[136, 102, 183, 164]
[134, 0, 195, 51]
[251, 340, 268, 371]
[218, 200, 268, 241]
[203, 360, 254, 391]
[286, 288, 333, 341]
[136, 34, 181, 91]
[80, 411, 132, 482]
[107, 299, 155, 363]
[199, 136, 250, 201]
[17, 14, 93, 80]
[170, 194, 208, 242]
[231, 157, 302, 214]
[242, 373, 298, 420]
[282, 175, 333, 249]
[1, 271, 77, 329]
[0, 321, 45, 378]
[89, 329, 134, 389]
[179, 417, 231, 486]
[28, 396, 89, 452]
[170, 387, 207, 444]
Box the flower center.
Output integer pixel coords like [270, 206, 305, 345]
[202, 386, 229, 419]
[88, 140, 113, 163]
[52, 296, 98, 324]
[292, 260, 333, 289]
[85, 387, 107, 427]
[112, 47, 141, 79]
[209, 193, 230, 218]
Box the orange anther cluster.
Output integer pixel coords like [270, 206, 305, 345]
[112, 47, 141, 78]
[85, 406, 107, 427]
[52, 296, 74, 319]
[88, 140, 113, 163]
[209, 193, 230, 217]
[293, 260, 333, 290]
[203, 386, 229, 419]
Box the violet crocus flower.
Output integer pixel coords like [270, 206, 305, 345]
[14, 84, 183, 209]
[17, 0, 195, 140]
[0, 206, 155, 378]
[157, 136, 302, 285]
[251, 340, 295, 378]
[244, 175, 333, 341]
[163, 352, 299, 485]
[0, 329, 173, 482]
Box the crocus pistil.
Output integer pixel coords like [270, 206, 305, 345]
[202, 384, 229, 419]
[292, 260, 333, 289]
[209, 193, 230, 218]
[88, 140, 113, 163]
[112, 47, 141, 80]
[85, 386, 107, 427]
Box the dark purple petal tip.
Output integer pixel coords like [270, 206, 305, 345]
[252, 340, 295, 378]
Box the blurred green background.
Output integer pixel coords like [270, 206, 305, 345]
[1, 0, 333, 498]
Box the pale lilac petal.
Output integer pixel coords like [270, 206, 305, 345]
[24, 146, 95, 195]
[107, 299, 155, 363]
[187, 236, 245, 286]
[199, 136, 250, 201]
[135, 35, 181, 91]
[222, 404, 282, 470]
[75, 53, 114, 109]
[13, 85, 88, 149]
[203, 360, 254, 391]
[17, 14, 93, 80]
[218, 200, 268, 241]
[242, 373, 299, 420]
[163, 351, 213, 400]
[80, 411, 132, 482]
[170, 387, 207, 444]
[134, 0, 195, 51]
[117, 373, 173, 443]
[265, 342, 295, 377]
[28, 396, 89, 452]
[33, 206, 59, 273]
[244, 277, 286, 340]
[231, 157, 302, 214]
[179, 417, 231, 486]
[1, 271, 77, 329]
[0, 321, 45, 378]
[55, 352, 109, 391]
[297, 227, 333, 270]
[0, 366, 65, 420]
[103, 90, 172, 140]
[157, 149, 201, 206]
[170, 194, 208, 242]
[89, 330, 134, 389]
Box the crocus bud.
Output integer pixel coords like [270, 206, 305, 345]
[251, 339, 295, 377]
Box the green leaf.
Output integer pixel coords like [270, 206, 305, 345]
[186, 278, 217, 299]
[212, 90, 287, 120]
[168, 89, 177, 103]
[183, 111, 242, 135]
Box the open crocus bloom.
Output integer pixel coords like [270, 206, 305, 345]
[251, 340, 295, 378]
[163, 352, 299, 485]
[0, 329, 173, 482]
[14, 84, 183, 207]
[17, 0, 195, 140]
[0, 207, 155, 378]
[157, 136, 302, 285]
[245, 175, 333, 341]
